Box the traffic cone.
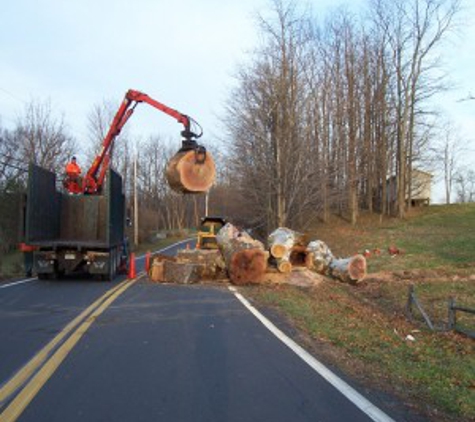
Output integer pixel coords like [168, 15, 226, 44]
[145, 251, 151, 273]
[128, 253, 136, 279]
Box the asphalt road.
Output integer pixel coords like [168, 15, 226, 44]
[0, 241, 399, 422]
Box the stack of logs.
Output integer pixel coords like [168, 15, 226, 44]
[148, 223, 367, 286]
[268, 228, 367, 285]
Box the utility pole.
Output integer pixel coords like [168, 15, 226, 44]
[205, 190, 209, 217]
[134, 153, 139, 246]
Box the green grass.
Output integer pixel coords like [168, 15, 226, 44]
[0, 250, 24, 279]
[247, 283, 475, 421]
[245, 204, 475, 421]
[310, 203, 475, 273]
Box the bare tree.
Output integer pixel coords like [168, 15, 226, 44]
[86, 99, 133, 194]
[10, 98, 76, 175]
[226, 0, 315, 231]
[371, 0, 461, 217]
[455, 168, 475, 203]
[431, 120, 464, 203]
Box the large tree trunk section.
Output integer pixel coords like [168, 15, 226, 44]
[149, 254, 176, 282]
[149, 260, 165, 282]
[176, 249, 226, 280]
[268, 228, 310, 273]
[166, 149, 216, 194]
[217, 223, 268, 285]
[289, 245, 313, 268]
[164, 261, 203, 284]
[307, 240, 367, 284]
[329, 255, 367, 285]
[307, 240, 334, 273]
[274, 256, 292, 273]
[268, 227, 307, 259]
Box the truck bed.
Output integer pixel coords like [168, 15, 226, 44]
[31, 240, 119, 249]
[25, 165, 125, 248]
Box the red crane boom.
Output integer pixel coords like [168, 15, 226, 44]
[66, 89, 204, 194]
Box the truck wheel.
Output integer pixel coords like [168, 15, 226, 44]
[38, 273, 49, 280]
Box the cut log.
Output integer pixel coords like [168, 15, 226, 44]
[306, 240, 335, 273]
[163, 260, 203, 284]
[275, 257, 292, 273]
[176, 249, 226, 280]
[217, 223, 268, 285]
[289, 245, 313, 268]
[268, 227, 307, 259]
[166, 149, 216, 194]
[149, 260, 165, 282]
[306, 240, 367, 284]
[329, 255, 367, 285]
[148, 254, 176, 283]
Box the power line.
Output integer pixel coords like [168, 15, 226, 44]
[0, 87, 26, 104]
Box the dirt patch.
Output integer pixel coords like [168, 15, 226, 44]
[261, 268, 325, 287]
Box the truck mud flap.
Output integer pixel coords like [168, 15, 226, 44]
[34, 252, 55, 274]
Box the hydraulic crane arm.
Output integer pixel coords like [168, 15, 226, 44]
[82, 89, 203, 194]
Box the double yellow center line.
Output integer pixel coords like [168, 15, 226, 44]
[0, 275, 142, 422]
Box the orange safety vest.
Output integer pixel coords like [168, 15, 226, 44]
[65, 161, 81, 176]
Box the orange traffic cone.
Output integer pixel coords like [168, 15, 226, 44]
[145, 251, 151, 272]
[128, 253, 136, 279]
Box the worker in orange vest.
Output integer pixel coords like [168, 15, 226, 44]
[65, 156, 81, 179]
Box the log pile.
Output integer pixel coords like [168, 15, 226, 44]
[268, 228, 311, 273]
[216, 223, 268, 285]
[147, 225, 366, 286]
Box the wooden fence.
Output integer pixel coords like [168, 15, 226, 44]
[448, 297, 475, 339]
[406, 284, 475, 339]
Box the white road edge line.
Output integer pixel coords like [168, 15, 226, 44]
[229, 286, 395, 422]
[136, 238, 196, 260]
[0, 278, 37, 290]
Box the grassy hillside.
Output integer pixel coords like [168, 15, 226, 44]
[245, 204, 475, 421]
[307, 203, 475, 273]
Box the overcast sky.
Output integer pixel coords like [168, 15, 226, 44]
[1, 0, 474, 203]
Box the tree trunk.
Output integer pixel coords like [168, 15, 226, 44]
[216, 223, 268, 285]
[307, 240, 335, 273]
[268, 228, 310, 273]
[166, 149, 215, 194]
[329, 255, 367, 285]
[307, 240, 366, 284]
[176, 249, 226, 280]
[164, 261, 203, 284]
[268, 227, 307, 258]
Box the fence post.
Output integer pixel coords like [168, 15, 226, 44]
[405, 284, 414, 319]
[448, 297, 456, 330]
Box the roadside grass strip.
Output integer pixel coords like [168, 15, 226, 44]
[229, 286, 396, 422]
[0, 275, 142, 422]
